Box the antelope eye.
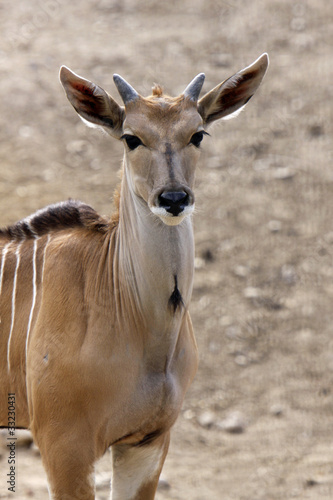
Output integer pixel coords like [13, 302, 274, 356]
[189, 131, 205, 148]
[122, 134, 143, 150]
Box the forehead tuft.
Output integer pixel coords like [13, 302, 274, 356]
[152, 84, 164, 97]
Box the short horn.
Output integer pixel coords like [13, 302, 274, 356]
[184, 73, 205, 101]
[113, 74, 139, 105]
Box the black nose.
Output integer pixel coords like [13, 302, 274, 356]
[158, 191, 189, 216]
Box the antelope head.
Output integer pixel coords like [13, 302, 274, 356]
[60, 54, 268, 226]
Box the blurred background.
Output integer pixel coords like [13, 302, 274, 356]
[0, 1, 332, 499]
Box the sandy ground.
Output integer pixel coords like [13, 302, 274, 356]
[0, 0, 332, 498]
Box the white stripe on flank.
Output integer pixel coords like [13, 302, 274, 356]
[0, 242, 11, 297]
[7, 242, 23, 373]
[25, 238, 39, 369]
[41, 234, 51, 284]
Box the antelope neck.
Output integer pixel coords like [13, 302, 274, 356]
[116, 163, 195, 340]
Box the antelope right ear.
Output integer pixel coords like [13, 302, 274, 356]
[198, 53, 269, 125]
[59, 66, 125, 138]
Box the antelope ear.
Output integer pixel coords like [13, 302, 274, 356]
[59, 66, 125, 138]
[198, 53, 269, 125]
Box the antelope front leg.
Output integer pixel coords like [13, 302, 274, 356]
[33, 424, 96, 500]
[111, 431, 170, 500]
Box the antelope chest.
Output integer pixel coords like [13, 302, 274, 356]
[102, 331, 198, 447]
[112, 369, 184, 447]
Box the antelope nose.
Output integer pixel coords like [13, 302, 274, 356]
[158, 191, 189, 216]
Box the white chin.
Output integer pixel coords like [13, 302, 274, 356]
[159, 215, 186, 226]
[150, 206, 194, 226]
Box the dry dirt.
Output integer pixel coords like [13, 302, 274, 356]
[0, 1, 332, 499]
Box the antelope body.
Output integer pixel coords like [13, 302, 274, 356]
[0, 54, 268, 499]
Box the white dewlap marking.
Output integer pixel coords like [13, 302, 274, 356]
[7, 242, 23, 373]
[25, 238, 39, 366]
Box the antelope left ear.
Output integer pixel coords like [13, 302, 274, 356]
[59, 66, 125, 139]
[198, 53, 269, 125]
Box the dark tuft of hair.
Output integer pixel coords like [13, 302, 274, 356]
[151, 84, 164, 97]
[168, 275, 184, 313]
[0, 199, 110, 241]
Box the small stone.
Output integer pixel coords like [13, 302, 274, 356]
[15, 430, 34, 448]
[16, 186, 29, 197]
[197, 410, 216, 429]
[217, 411, 247, 434]
[219, 315, 233, 327]
[295, 328, 314, 342]
[202, 249, 214, 263]
[225, 324, 241, 339]
[183, 409, 195, 420]
[233, 265, 249, 278]
[273, 167, 296, 180]
[42, 168, 56, 182]
[19, 125, 34, 138]
[308, 124, 324, 137]
[158, 476, 171, 491]
[252, 158, 271, 171]
[304, 473, 331, 488]
[234, 354, 248, 366]
[194, 257, 206, 269]
[268, 220, 282, 232]
[281, 264, 298, 284]
[305, 478, 319, 487]
[243, 287, 261, 299]
[66, 139, 91, 155]
[30, 442, 41, 456]
[270, 404, 284, 417]
[199, 295, 211, 308]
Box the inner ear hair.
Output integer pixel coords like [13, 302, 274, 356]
[198, 53, 269, 124]
[59, 66, 125, 137]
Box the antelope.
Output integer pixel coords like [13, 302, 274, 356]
[0, 53, 268, 499]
